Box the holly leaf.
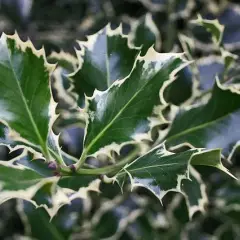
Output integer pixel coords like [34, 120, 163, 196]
[0, 151, 100, 219]
[163, 65, 193, 105]
[16, 151, 54, 177]
[48, 51, 78, 73]
[0, 33, 55, 158]
[191, 15, 224, 46]
[71, 24, 140, 106]
[166, 80, 240, 157]
[181, 167, 208, 218]
[80, 49, 187, 160]
[117, 144, 233, 203]
[49, 51, 78, 110]
[18, 198, 84, 240]
[129, 13, 161, 55]
[0, 160, 58, 207]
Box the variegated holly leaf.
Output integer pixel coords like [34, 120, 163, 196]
[0, 149, 100, 219]
[48, 51, 78, 73]
[49, 51, 78, 110]
[166, 80, 240, 157]
[117, 144, 233, 203]
[129, 13, 161, 55]
[71, 24, 140, 106]
[220, 48, 238, 71]
[128, 14, 193, 106]
[163, 65, 193, 105]
[0, 33, 56, 159]
[16, 151, 54, 177]
[58, 175, 99, 192]
[191, 15, 224, 46]
[129, 15, 193, 106]
[181, 167, 208, 218]
[78, 49, 188, 163]
[18, 198, 84, 240]
[0, 160, 58, 207]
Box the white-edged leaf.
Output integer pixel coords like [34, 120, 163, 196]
[117, 144, 234, 204]
[166, 79, 240, 158]
[71, 23, 140, 106]
[0, 33, 58, 161]
[79, 48, 188, 163]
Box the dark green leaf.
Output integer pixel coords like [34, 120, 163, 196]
[58, 175, 99, 192]
[19, 201, 67, 240]
[164, 66, 193, 105]
[166, 80, 240, 157]
[0, 33, 55, 157]
[181, 167, 208, 218]
[191, 15, 224, 46]
[71, 24, 140, 105]
[130, 14, 161, 55]
[81, 49, 187, 159]
[118, 144, 233, 202]
[17, 152, 53, 177]
[0, 160, 57, 205]
[48, 51, 78, 72]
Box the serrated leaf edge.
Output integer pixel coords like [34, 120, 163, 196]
[0, 160, 59, 210]
[128, 13, 161, 50]
[182, 166, 208, 219]
[0, 32, 63, 163]
[121, 144, 234, 207]
[81, 47, 190, 160]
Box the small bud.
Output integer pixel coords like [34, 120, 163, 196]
[53, 171, 61, 177]
[69, 164, 76, 173]
[48, 161, 57, 170]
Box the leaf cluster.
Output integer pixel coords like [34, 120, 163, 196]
[0, 1, 240, 239]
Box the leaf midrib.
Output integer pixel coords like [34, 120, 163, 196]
[84, 62, 161, 155]
[129, 162, 182, 172]
[38, 210, 66, 240]
[6, 43, 48, 154]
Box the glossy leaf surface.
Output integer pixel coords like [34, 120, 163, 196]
[0, 160, 57, 206]
[130, 14, 161, 55]
[71, 24, 140, 103]
[117, 144, 230, 201]
[166, 80, 240, 156]
[181, 167, 208, 218]
[82, 49, 186, 157]
[0, 33, 54, 156]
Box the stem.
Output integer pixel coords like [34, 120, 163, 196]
[73, 148, 139, 175]
[75, 148, 88, 169]
[49, 148, 70, 172]
[164, 0, 176, 52]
